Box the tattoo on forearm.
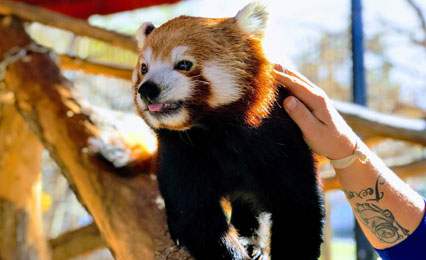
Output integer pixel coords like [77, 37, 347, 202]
[345, 188, 374, 200]
[345, 176, 409, 244]
[344, 176, 385, 202]
[354, 203, 409, 244]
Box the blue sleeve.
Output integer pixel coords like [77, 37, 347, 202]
[375, 199, 426, 260]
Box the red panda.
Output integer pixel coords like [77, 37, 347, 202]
[133, 3, 324, 260]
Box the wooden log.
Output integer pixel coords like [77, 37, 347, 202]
[321, 175, 343, 192]
[49, 223, 105, 260]
[0, 16, 191, 260]
[335, 101, 426, 146]
[58, 55, 133, 81]
[0, 0, 138, 52]
[0, 94, 49, 259]
[322, 158, 426, 191]
[391, 158, 426, 180]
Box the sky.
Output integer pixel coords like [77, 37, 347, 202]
[89, 0, 426, 110]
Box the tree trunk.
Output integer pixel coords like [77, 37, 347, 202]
[0, 16, 191, 260]
[0, 94, 49, 259]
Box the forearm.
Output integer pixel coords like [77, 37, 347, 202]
[335, 140, 425, 250]
[274, 66, 426, 250]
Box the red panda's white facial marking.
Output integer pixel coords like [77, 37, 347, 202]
[202, 61, 242, 108]
[135, 46, 195, 130]
[142, 47, 152, 65]
[171, 46, 193, 64]
[143, 106, 190, 130]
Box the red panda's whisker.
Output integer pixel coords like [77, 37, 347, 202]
[192, 80, 210, 85]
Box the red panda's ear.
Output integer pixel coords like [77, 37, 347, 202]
[136, 22, 156, 48]
[235, 2, 268, 39]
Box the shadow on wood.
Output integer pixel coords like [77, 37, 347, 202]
[0, 95, 49, 259]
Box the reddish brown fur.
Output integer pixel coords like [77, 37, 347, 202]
[239, 38, 276, 126]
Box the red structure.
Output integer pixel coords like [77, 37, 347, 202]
[12, 0, 181, 19]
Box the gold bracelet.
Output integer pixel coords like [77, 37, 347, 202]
[329, 141, 368, 169]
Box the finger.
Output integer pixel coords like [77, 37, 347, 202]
[274, 70, 324, 110]
[283, 96, 324, 134]
[273, 64, 285, 73]
[283, 68, 316, 88]
[273, 64, 315, 88]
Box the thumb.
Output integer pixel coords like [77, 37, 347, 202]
[283, 96, 323, 133]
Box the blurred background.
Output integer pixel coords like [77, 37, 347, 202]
[2, 0, 426, 259]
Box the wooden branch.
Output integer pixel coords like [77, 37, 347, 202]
[406, 0, 426, 47]
[322, 158, 426, 191]
[0, 94, 50, 259]
[0, 0, 138, 52]
[56, 56, 426, 147]
[56, 57, 426, 147]
[0, 16, 191, 260]
[58, 55, 133, 80]
[391, 158, 426, 179]
[335, 101, 426, 146]
[49, 223, 105, 260]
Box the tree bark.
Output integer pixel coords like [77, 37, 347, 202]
[58, 55, 133, 81]
[0, 93, 49, 259]
[0, 0, 137, 52]
[322, 158, 426, 191]
[335, 101, 426, 145]
[0, 16, 191, 260]
[49, 223, 105, 260]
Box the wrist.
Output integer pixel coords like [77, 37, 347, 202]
[329, 139, 368, 170]
[325, 132, 359, 160]
[333, 141, 375, 191]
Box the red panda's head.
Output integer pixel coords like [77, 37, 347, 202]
[133, 3, 276, 130]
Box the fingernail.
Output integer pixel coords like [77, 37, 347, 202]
[284, 97, 297, 111]
[282, 67, 289, 74]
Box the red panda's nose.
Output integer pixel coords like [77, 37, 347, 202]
[138, 81, 161, 103]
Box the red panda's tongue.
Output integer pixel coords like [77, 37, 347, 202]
[148, 104, 163, 112]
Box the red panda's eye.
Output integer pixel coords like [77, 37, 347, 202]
[175, 60, 193, 71]
[141, 63, 148, 75]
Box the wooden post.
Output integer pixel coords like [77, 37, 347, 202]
[0, 95, 49, 259]
[0, 16, 191, 260]
[352, 0, 377, 256]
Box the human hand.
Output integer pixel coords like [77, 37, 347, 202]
[274, 65, 358, 160]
